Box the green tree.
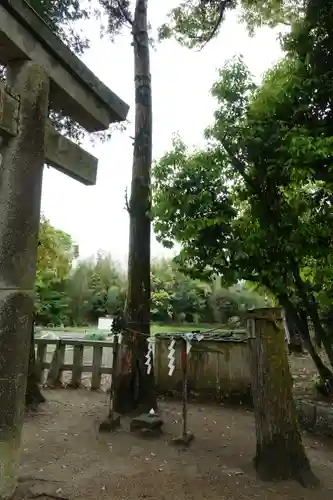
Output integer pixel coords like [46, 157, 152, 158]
[27, 0, 89, 49]
[27, 216, 77, 407]
[153, 48, 333, 384]
[153, 1, 333, 483]
[66, 253, 126, 325]
[28, 0, 308, 416]
[159, 0, 303, 48]
[35, 216, 78, 326]
[151, 257, 211, 323]
[152, 65, 322, 488]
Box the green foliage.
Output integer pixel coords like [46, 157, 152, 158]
[153, 0, 333, 373]
[35, 217, 266, 327]
[36, 216, 78, 325]
[27, 0, 90, 53]
[20, 0, 132, 142]
[151, 258, 267, 324]
[66, 253, 127, 325]
[159, 0, 304, 48]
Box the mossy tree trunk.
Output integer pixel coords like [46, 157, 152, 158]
[114, 0, 157, 415]
[25, 321, 45, 408]
[246, 307, 318, 487]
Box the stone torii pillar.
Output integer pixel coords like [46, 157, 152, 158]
[0, 61, 49, 499]
[0, 2, 129, 498]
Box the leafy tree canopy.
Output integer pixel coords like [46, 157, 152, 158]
[153, 0, 333, 378]
[159, 0, 304, 48]
[36, 216, 78, 324]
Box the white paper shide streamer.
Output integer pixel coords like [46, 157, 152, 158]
[167, 338, 176, 376]
[183, 332, 204, 357]
[145, 337, 154, 374]
[185, 332, 193, 355]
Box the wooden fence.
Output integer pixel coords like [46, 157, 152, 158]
[34, 338, 115, 390]
[35, 333, 251, 396]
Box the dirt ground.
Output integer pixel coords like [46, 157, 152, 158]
[15, 388, 333, 500]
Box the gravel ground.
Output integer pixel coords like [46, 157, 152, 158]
[15, 389, 333, 500]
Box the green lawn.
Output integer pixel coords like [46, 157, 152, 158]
[151, 323, 233, 334]
[36, 322, 244, 337]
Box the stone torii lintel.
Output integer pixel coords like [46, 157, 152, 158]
[0, 0, 129, 132]
[0, 84, 97, 185]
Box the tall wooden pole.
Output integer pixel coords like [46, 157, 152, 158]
[115, 0, 156, 413]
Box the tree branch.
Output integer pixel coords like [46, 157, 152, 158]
[124, 187, 131, 213]
[290, 257, 333, 366]
[116, 0, 133, 26]
[221, 140, 253, 186]
[198, 0, 231, 51]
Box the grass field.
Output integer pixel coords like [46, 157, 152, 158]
[36, 323, 245, 336]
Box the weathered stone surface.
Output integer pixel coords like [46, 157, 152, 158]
[0, 86, 98, 185]
[0, 0, 129, 131]
[0, 62, 49, 288]
[0, 61, 49, 499]
[0, 84, 18, 138]
[45, 125, 97, 185]
[130, 413, 164, 432]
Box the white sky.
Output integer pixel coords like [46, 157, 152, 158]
[41, 2, 284, 267]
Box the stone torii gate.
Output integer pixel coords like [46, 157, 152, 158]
[0, 1, 129, 497]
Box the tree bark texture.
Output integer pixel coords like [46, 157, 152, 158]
[284, 310, 304, 354]
[0, 62, 49, 500]
[246, 308, 318, 487]
[280, 297, 333, 388]
[114, 0, 156, 414]
[25, 322, 46, 408]
[291, 262, 333, 367]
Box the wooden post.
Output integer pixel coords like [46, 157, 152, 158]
[99, 335, 121, 432]
[182, 339, 188, 439]
[91, 345, 103, 390]
[172, 338, 194, 446]
[246, 308, 318, 487]
[109, 335, 119, 419]
[71, 344, 84, 388]
[46, 341, 65, 387]
[36, 342, 47, 383]
[0, 62, 49, 500]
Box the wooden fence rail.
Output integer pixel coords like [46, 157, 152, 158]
[34, 338, 115, 390]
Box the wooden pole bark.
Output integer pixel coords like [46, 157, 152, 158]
[0, 62, 49, 499]
[246, 307, 318, 487]
[115, 0, 156, 414]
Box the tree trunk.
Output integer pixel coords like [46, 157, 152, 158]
[25, 322, 46, 408]
[114, 0, 156, 414]
[246, 308, 318, 487]
[284, 309, 304, 354]
[279, 296, 333, 389]
[291, 261, 333, 367]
